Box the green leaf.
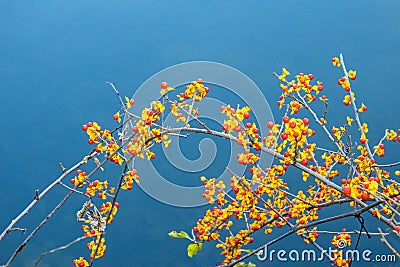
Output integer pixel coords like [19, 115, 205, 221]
[240, 249, 254, 253]
[168, 230, 190, 239]
[187, 243, 203, 258]
[233, 262, 256, 267]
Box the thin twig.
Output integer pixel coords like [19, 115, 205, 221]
[106, 82, 127, 111]
[58, 162, 66, 173]
[374, 161, 400, 168]
[378, 227, 400, 259]
[339, 54, 375, 161]
[5, 228, 26, 235]
[33, 236, 87, 267]
[58, 182, 86, 195]
[316, 230, 389, 236]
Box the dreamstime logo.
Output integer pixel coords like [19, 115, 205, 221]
[123, 61, 274, 207]
[336, 238, 348, 249]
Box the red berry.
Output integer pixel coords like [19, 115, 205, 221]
[281, 133, 288, 140]
[129, 99, 135, 105]
[246, 123, 252, 129]
[308, 74, 314, 80]
[87, 122, 93, 127]
[243, 112, 250, 119]
[70, 179, 75, 184]
[197, 78, 203, 84]
[303, 118, 310, 125]
[113, 114, 118, 120]
[145, 119, 152, 125]
[379, 144, 385, 149]
[204, 87, 210, 93]
[290, 122, 296, 128]
[132, 126, 138, 132]
[234, 125, 241, 132]
[343, 186, 351, 196]
[301, 159, 308, 166]
[283, 116, 290, 123]
[88, 139, 94, 145]
[302, 129, 308, 135]
[360, 138, 367, 144]
[98, 193, 103, 198]
[395, 226, 400, 233]
[160, 81, 168, 89]
[361, 192, 369, 201]
[267, 121, 274, 128]
[79, 262, 85, 267]
[82, 124, 88, 131]
[222, 124, 229, 131]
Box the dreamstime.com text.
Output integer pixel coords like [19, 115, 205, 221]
[257, 246, 396, 263]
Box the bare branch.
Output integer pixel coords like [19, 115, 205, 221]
[378, 228, 400, 259]
[0, 152, 96, 241]
[33, 236, 87, 267]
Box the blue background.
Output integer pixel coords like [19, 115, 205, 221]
[0, 1, 399, 266]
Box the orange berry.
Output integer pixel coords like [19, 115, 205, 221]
[160, 81, 168, 89]
[343, 186, 351, 196]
